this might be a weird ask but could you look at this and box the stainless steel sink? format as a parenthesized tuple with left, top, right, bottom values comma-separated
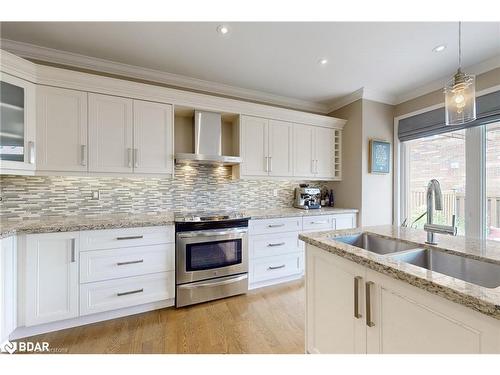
(390, 249, 500, 289)
(332, 233, 420, 255)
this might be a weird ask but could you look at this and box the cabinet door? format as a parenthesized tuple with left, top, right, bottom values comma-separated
(365, 269, 500, 354)
(306, 245, 366, 353)
(293, 123, 315, 178)
(268, 119, 293, 177)
(133, 100, 173, 174)
(88, 93, 133, 173)
(240, 115, 268, 176)
(25, 232, 79, 326)
(0, 73, 36, 172)
(314, 127, 335, 178)
(0, 237, 17, 343)
(37, 86, 88, 172)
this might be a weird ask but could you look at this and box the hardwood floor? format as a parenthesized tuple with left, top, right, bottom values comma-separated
(25, 280, 305, 354)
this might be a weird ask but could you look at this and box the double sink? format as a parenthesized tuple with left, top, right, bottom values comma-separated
(333, 233, 500, 289)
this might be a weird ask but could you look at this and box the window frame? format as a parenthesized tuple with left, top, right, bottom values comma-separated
(394, 85, 500, 239)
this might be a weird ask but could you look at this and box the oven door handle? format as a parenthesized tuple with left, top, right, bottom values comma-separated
(178, 274, 248, 288)
(177, 228, 248, 238)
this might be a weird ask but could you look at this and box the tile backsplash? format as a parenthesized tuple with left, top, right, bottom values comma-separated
(0, 165, 329, 219)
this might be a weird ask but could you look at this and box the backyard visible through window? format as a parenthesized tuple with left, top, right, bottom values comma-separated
(407, 130, 466, 234)
(486, 122, 500, 241)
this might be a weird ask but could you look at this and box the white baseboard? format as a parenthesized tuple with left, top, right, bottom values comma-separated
(249, 273, 304, 290)
(10, 298, 174, 340)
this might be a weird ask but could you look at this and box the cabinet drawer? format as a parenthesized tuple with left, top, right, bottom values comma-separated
(80, 243, 175, 283)
(250, 252, 303, 283)
(302, 215, 335, 231)
(80, 226, 174, 251)
(250, 232, 300, 259)
(249, 217, 302, 235)
(80, 271, 174, 316)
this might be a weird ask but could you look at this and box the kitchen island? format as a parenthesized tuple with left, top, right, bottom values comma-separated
(300, 225, 500, 354)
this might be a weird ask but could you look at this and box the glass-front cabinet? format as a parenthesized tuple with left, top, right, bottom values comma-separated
(0, 72, 36, 173)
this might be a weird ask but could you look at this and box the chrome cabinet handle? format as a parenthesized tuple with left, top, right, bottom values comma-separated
(71, 239, 76, 263)
(268, 242, 286, 247)
(268, 264, 286, 270)
(354, 276, 362, 319)
(265, 156, 269, 172)
(268, 224, 285, 228)
(127, 148, 133, 168)
(269, 156, 272, 172)
(116, 235, 144, 241)
(315, 159, 318, 174)
(28, 141, 35, 164)
(310, 220, 328, 225)
(117, 288, 143, 297)
(365, 281, 375, 327)
(117, 259, 144, 266)
(311, 159, 315, 174)
(80, 145, 87, 166)
(134, 148, 138, 168)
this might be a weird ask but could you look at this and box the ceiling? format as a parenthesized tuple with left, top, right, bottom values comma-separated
(1, 22, 499, 112)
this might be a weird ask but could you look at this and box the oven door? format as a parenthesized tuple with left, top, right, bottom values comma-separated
(176, 227, 248, 284)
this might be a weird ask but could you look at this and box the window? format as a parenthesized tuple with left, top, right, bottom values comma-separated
(486, 122, 500, 241)
(406, 130, 466, 234)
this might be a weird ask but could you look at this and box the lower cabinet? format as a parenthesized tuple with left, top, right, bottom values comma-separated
(25, 232, 79, 326)
(0, 236, 17, 344)
(306, 244, 500, 354)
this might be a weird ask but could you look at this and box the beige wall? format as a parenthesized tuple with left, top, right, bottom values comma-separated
(394, 67, 500, 117)
(330, 99, 394, 226)
(361, 100, 394, 226)
(330, 100, 363, 217)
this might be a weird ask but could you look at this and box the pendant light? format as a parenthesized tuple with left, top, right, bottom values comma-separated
(444, 21, 476, 125)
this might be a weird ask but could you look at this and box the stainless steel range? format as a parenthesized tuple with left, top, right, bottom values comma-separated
(175, 212, 249, 307)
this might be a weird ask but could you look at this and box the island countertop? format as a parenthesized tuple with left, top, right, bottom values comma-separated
(299, 225, 500, 320)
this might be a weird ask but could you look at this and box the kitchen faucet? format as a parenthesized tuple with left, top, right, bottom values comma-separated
(424, 179, 457, 244)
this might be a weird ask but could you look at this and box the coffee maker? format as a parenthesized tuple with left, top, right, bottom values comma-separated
(293, 184, 321, 210)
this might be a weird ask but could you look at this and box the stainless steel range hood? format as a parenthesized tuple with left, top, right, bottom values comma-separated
(175, 110, 242, 166)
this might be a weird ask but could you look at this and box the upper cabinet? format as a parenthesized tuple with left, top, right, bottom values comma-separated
(0, 73, 36, 174)
(37, 86, 88, 172)
(240, 115, 341, 180)
(88, 93, 134, 173)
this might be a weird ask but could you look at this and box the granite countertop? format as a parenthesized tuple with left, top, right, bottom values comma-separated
(0, 206, 358, 239)
(0, 212, 176, 239)
(243, 207, 358, 220)
(299, 225, 500, 320)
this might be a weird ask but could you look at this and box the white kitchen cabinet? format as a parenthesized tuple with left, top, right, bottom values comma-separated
(306, 244, 500, 354)
(293, 124, 339, 179)
(88, 93, 133, 173)
(268, 119, 293, 177)
(240, 116, 293, 177)
(240, 115, 268, 176)
(306, 245, 366, 354)
(25, 232, 79, 326)
(292, 123, 315, 178)
(36, 86, 88, 172)
(364, 269, 500, 354)
(133, 100, 173, 174)
(0, 236, 17, 344)
(0, 73, 36, 174)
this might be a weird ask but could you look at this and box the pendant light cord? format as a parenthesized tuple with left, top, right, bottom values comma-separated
(458, 21, 462, 70)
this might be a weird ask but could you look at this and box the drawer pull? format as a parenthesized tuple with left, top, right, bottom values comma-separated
(268, 264, 286, 270)
(310, 221, 328, 225)
(268, 242, 286, 247)
(268, 224, 285, 228)
(117, 288, 144, 297)
(116, 235, 144, 241)
(117, 259, 144, 266)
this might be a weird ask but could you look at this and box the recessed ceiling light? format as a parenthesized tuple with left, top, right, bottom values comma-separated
(318, 58, 328, 65)
(217, 25, 229, 35)
(432, 44, 447, 53)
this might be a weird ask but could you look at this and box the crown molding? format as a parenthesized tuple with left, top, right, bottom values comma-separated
(395, 54, 500, 105)
(326, 87, 397, 113)
(0, 38, 330, 114)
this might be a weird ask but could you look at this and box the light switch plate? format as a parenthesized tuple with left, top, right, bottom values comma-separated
(273, 189, 278, 197)
(91, 191, 100, 200)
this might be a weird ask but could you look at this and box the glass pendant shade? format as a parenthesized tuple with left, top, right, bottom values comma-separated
(444, 72, 476, 126)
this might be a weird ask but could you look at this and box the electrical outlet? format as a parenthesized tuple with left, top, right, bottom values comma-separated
(91, 191, 100, 200)
(273, 189, 278, 197)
